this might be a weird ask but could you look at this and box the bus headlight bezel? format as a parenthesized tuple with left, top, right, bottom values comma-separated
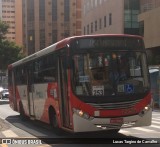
(73, 108, 93, 120)
(139, 104, 151, 117)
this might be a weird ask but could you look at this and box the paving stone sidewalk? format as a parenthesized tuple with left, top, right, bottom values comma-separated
(0, 118, 10, 132)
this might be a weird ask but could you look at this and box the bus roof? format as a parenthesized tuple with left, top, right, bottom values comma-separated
(9, 34, 143, 68)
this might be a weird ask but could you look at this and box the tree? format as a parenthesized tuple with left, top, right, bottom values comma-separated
(0, 20, 24, 71)
(0, 20, 9, 40)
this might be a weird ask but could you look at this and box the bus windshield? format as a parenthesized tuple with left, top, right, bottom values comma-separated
(72, 51, 149, 96)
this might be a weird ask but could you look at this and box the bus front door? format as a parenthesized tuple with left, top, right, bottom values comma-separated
(58, 55, 70, 128)
(27, 65, 35, 118)
(12, 71, 17, 111)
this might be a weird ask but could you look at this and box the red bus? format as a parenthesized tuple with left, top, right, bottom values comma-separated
(8, 34, 152, 133)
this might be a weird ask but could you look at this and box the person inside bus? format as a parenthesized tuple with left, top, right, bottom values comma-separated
(119, 67, 127, 81)
(110, 67, 127, 83)
(109, 68, 119, 84)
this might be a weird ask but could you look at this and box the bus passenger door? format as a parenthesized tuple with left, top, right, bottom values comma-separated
(27, 64, 35, 117)
(58, 54, 70, 128)
(11, 70, 17, 111)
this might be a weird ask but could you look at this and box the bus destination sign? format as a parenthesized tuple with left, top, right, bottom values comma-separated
(75, 37, 143, 50)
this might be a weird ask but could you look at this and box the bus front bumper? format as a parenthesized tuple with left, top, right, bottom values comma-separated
(73, 108, 152, 132)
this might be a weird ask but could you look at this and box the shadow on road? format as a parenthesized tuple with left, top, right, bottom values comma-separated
(5, 115, 160, 146)
(5, 114, 126, 137)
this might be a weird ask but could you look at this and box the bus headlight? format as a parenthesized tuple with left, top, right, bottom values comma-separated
(73, 108, 93, 120)
(139, 105, 151, 117)
(78, 110, 84, 117)
(144, 106, 149, 111)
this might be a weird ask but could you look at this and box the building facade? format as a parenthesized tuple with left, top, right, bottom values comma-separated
(139, 0, 160, 64)
(0, 0, 23, 46)
(22, 0, 82, 55)
(0, 0, 2, 19)
(82, 0, 140, 35)
(140, 0, 160, 13)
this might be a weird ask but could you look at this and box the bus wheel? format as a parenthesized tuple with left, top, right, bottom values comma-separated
(19, 102, 27, 121)
(49, 109, 62, 135)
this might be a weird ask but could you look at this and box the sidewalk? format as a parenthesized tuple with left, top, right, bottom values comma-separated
(0, 117, 10, 132)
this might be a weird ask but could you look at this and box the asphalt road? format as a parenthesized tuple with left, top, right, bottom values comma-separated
(0, 100, 160, 147)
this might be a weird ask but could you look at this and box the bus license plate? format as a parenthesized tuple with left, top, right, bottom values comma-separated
(110, 118, 123, 124)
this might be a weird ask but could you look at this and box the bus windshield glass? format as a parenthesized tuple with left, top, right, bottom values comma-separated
(72, 51, 149, 96)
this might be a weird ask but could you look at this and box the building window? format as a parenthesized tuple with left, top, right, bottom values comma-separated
(40, 29, 45, 50)
(39, 0, 45, 21)
(91, 22, 93, 33)
(99, 18, 102, 29)
(139, 21, 144, 36)
(64, 0, 70, 21)
(95, 20, 97, 31)
(52, 30, 57, 43)
(64, 30, 70, 38)
(109, 13, 112, 25)
(27, 0, 34, 21)
(84, 26, 86, 35)
(104, 16, 107, 28)
(124, 0, 139, 10)
(124, 0, 140, 35)
(52, 0, 57, 21)
(28, 30, 35, 55)
(87, 24, 89, 34)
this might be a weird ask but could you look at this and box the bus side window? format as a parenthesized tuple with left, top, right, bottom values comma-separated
(15, 66, 27, 85)
(44, 54, 57, 82)
(33, 54, 57, 84)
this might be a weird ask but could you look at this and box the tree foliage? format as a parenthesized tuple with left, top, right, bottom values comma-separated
(0, 20, 24, 70)
(0, 20, 9, 40)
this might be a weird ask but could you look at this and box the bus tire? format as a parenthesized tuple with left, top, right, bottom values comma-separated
(19, 102, 28, 121)
(49, 108, 62, 135)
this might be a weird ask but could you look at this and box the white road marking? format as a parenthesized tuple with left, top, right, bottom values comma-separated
(152, 120, 160, 124)
(150, 125, 160, 129)
(119, 130, 130, 134)
(2, 130, 18, 137)
(131, 127, 154, 132)
(152, 118, 160, 121)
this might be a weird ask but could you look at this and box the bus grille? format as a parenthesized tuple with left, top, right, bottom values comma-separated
(87, 99, 141, 110)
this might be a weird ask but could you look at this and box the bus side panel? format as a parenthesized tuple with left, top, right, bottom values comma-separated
(33, 83, 48, 120)
(17, 85, 30, 116)
(8, 70, 18, 112)
(8, 85, 15, 111)
(40, 97, 59, 124)
(39, 83, 61, 125)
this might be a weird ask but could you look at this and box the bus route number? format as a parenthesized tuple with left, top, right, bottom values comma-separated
(92, 86, 104, 96)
